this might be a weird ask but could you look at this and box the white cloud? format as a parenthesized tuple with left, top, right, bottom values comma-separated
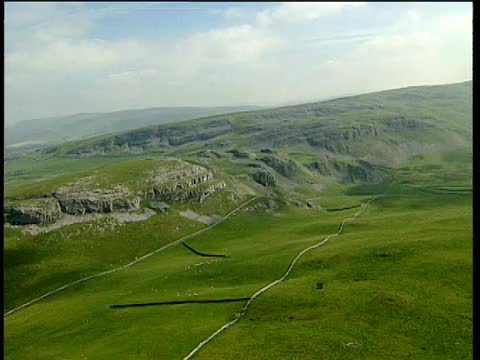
(256, 2, 366, 26)
(4, 2, 472, 124)
(5, 2, 85, 26)
(322, 11, 472, 93)
(180, 24, 286, 67)
(222, 7, 250, 20)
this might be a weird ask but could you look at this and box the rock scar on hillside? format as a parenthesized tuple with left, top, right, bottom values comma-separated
(180, 209, 222, 225)
(22, 208, 156, 236)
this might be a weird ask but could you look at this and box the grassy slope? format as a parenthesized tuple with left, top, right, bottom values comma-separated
(4, 149, 472, 359)
(191, 149, 472, 359)
(4, 153, 151, 195)
(196, 192, 471, 360)
(4, 82, 472, 359)
(4, 212, 204, 312)
(4, 154, 255, 312)
(5, 201, 356, 359)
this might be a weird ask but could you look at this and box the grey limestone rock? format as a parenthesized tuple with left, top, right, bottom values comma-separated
(252, 170, 275, 186)
(5, 161, 228, 225)
(4, 198, 62, 225)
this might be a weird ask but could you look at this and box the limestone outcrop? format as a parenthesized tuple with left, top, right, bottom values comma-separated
(4, 160, 228, 225)
(252, 170, 275, 186)
(4, 198, 62, 225)
(154, 181, 226, 202)
(53, 186, 140, 215)
(260, 156, 297, 177)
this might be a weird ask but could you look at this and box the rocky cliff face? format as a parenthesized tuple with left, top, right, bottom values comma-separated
(305, 124, 380, 151)
(252, 170, 276, 186)
(383, 116, 432, 130)
(53, 185, 140, 215)
(342, 125, 380, 140)
(155, 181, 226, 202)
(260, 156, 297, 178)
(141, 163, 221, 201)
(63, 119, 233, 155)
(4, 198, 62, 225)
(306, 158, 386, 184)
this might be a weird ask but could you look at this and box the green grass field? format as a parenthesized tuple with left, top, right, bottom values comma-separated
(4, 153, 152, 193)
(3, 76, 472, 360)
(5, 200, 354, 358)
(194, 191, 472, 360)
(4, 147, 472, 359)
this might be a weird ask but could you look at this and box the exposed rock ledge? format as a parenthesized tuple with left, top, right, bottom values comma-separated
(179, 209, 222, 225)
(4, 198, 62, 225)
(53, 185, 140, 215)
(5, 161, 227, 226)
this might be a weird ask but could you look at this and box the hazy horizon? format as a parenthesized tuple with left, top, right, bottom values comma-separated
(5, 2, 472, 125)
(6, 79, 472, 128)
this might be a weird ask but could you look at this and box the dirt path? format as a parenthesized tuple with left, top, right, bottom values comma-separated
(4, 197, 257, 318)
(183, 195, 382, 360)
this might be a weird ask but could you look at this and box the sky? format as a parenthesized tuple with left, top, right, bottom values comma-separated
(4, 2, 473, 125)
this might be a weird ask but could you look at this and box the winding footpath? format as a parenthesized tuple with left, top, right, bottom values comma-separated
(183, 195, 383, 360)
(4, 197, 257, 318)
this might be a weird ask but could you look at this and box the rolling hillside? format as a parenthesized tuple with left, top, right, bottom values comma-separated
(4, 80, 472, 360)
(5, 105, 263, 155)
(39, 81, 471, 165)
(8, 80, 468, 192)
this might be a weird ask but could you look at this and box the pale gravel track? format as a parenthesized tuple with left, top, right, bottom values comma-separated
(183, 195, 382, 360)
(4, 197, 257, 318)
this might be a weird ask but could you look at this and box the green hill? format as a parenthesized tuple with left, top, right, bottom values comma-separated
(4, 81, 472, 360)
(38, 81, 471, 169)
(5, 105, 263, 155)
(11, 80, 468, 191)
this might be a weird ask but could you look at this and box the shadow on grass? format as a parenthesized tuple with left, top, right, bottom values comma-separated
(4, 247, 39, 269)
(110, 297, 250, 308)
(181, 242, 228, 258)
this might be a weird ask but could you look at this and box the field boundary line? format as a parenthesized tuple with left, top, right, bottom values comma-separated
(4, 197, 257, 318)
(183, 195, 382, 360)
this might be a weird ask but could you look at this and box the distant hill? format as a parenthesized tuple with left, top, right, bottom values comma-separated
(5, 105, 264, 154)
(42, 81, 472, 167)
